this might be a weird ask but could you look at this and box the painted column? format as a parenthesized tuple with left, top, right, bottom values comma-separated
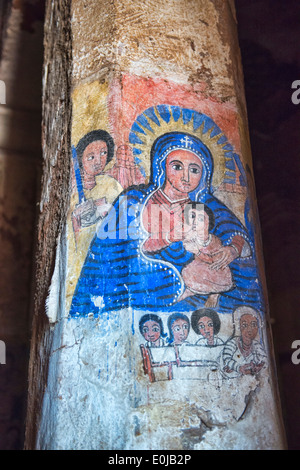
(25, 0, 286, 450)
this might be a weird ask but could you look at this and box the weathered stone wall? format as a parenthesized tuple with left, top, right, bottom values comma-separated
(25, 0, 286, 450)
(24, 0, 72, 450)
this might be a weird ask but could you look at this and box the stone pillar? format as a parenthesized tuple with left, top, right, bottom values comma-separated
(25, 0, 286, 450)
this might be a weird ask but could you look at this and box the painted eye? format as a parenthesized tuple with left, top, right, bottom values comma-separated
(87, 155, 95, 161)
(190, 166, 201, 174)
(172, 164, 182, 171)
(100, 150, 107, 156)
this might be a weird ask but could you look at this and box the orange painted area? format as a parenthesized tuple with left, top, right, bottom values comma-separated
(108, 74, 241, 154)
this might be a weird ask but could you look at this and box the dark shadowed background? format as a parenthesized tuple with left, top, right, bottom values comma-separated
(236, 0, 300, 450)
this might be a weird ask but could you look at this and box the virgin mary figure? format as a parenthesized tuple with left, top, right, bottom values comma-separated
(69, 131, 263, 317)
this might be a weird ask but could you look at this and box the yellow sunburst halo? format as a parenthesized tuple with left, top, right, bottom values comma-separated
(129, 105, 234, 190)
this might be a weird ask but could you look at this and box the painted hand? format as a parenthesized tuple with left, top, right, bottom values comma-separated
(250, 361, 265, 374)
(210, 245, 238, 270)
(239, 364, 253, 375)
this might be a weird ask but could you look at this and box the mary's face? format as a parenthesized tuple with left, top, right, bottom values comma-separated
(165, 150, 202, 195)
(82, 140, 108, 176)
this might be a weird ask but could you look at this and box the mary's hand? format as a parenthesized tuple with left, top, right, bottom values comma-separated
(210, 245, 239, 270)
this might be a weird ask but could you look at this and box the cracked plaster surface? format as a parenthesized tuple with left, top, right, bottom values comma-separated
(37, 307, 284, 450)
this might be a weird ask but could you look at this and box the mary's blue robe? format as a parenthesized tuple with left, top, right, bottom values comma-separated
(69, 132, 264, 317)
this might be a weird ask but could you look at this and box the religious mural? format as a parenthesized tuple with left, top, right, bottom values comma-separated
(66, 82, 268, 386)
(139, 306, 266, 383)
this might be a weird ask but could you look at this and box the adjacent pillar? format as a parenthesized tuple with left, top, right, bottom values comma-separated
(0, 0, 44, 449)
(25, 0, 286, 450)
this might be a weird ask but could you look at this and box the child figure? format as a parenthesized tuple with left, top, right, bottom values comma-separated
(180, 203, 234, 307)
(167, 313, 191, 346)
(139, 314, 167, 347)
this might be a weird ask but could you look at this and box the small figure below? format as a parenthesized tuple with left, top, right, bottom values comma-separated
(191, 308, 224, 347)
(223, 306, 266, 377)
(139, 314, 167, 348)
(180, 202, 235, 308)
(167, 313, 190, 346)
(109, 144, 145, 189)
